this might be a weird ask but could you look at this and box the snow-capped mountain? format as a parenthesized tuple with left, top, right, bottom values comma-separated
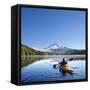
(44, 43, 71, 54)
(45, 43, 60, 50)
(32, 43, 85, 55)
(21, 43, 85, 55)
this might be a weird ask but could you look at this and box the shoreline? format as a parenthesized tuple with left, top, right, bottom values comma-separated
(21, 55, 86, 67)
(21, 55, 85, 59)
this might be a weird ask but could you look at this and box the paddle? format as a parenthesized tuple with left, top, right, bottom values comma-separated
(53, 58, 79, 70)
(69, 58, 73, 61)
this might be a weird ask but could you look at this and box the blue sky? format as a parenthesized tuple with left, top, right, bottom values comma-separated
(21, 7, 85, 49)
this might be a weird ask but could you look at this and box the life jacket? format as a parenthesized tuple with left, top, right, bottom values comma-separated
(60, 63, 67, 67)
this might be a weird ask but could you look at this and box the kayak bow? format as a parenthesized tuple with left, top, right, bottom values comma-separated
(59, 65, 73, 73)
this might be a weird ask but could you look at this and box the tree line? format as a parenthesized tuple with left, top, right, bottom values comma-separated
(21, 44, 48, 56)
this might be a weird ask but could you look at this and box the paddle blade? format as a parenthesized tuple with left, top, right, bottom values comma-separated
(69, 58, 73, 61)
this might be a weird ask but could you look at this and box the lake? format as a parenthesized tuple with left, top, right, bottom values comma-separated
(21, 56, 86, 83)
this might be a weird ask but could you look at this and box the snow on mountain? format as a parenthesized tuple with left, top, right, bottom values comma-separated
(44, 43, 71, 54)
(45, 43, 60, 50)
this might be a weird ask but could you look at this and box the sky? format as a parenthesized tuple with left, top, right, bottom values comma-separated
(21, 7, 86, 49)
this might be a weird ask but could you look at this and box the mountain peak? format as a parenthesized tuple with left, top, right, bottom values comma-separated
(45, 43, 60, 50)
(44, 43, 71, 54)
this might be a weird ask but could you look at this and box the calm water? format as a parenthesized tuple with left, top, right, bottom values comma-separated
(21, 57, 86, 83)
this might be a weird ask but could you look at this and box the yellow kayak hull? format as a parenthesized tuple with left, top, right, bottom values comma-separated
(60, 65, 73, 73)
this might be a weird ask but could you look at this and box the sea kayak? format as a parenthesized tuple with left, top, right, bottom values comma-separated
(59, 65, 73, 73)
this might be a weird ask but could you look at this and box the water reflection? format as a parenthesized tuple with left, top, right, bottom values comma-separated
(21, 56, 86, 83)
(21, 56, 47, 67)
